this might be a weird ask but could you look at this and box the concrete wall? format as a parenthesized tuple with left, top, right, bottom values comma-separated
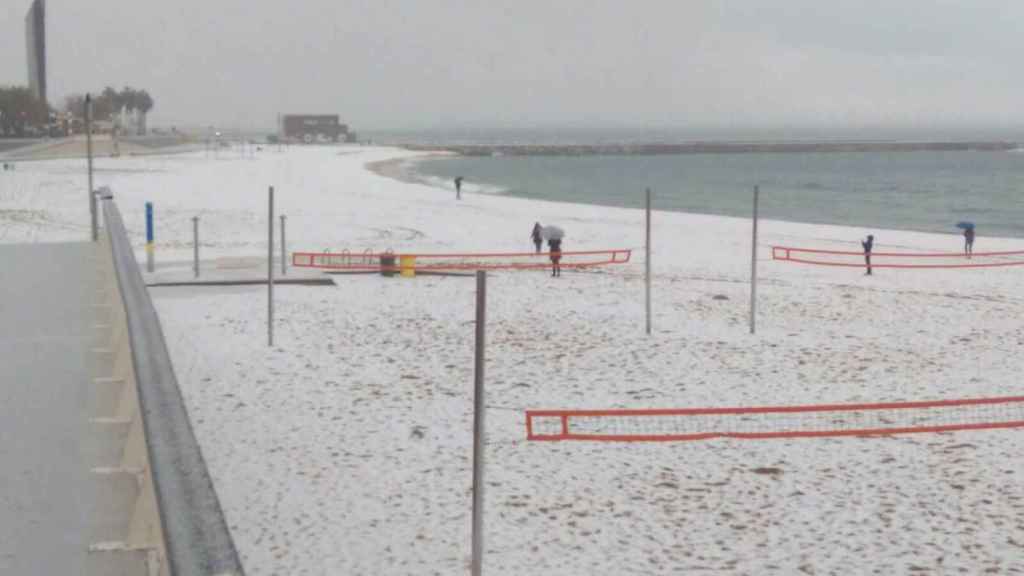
(88, 234, 170, 575)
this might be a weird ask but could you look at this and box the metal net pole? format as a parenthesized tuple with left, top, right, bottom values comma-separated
(280, 215, 287, 276)
(268, 187, 275, 346)
(750, 185, 760, 334)
(471, 270, 487, 576)
(645, 187, 652, 335)
(86, 94, 97, 241)
(193, 216, 199, 278)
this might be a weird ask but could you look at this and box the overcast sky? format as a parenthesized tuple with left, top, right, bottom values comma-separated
(1, 1, 1022, 133)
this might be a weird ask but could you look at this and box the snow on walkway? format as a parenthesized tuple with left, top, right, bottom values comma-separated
(4, 145, 1024, 574)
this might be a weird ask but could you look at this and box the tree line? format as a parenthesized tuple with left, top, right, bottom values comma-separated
(0, 86, 50, 136)
(63, 86, 155, 124)
(0, 85, 155, 137)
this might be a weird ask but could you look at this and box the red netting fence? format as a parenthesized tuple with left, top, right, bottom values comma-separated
(771, 246, 1024, 269)
(292, 249, 632, 271)
(526, 396, 1024, 442)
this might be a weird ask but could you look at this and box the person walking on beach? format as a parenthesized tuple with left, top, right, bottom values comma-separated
(454, 176, 463, 200)
(549, 237, 563, 277)
(861, 234, 874, 275)
(531, 222, 543, 253)
(964, 226, 975, 258)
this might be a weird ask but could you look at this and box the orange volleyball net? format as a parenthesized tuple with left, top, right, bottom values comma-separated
(525, 395, 1024, 442)
(292, 249, 632, 271)
(771, 246, 1024, 269)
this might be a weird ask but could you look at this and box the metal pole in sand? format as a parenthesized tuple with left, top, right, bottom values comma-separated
(645, 187, 652, 336)
(471, 270, 487, 576)
(280, 214, 287, 276)
(268, 186, 275, 346)
(750, 185, 759, 335)
(86, 94, 97, 241)
(193, 216, 199, 278)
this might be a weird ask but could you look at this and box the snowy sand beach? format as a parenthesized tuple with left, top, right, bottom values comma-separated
(3, 146, 1024, 574)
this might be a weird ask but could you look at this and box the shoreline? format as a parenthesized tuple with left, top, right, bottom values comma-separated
(363, 150, 512, 196)
(362, 146, 1024, 243)
(363, 153, 439, 188)
(398, 140, 1019, 157)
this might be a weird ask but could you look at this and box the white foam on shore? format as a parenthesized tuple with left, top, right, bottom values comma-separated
(366, 152, 512, 196)
(4, 145, 1024, 575)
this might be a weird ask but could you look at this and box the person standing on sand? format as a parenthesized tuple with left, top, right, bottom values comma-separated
(455, 176, 463, 200)
(549, 237, 563, 277)
(531, 222, 543, 253)
(862, 234, 874, 275)
(964, 226, 975, 258)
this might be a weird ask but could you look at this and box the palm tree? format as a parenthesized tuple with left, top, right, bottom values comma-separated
(120, 87, 138, 133)
(136, 90, 154, 135)
(100, 86, 120, 121)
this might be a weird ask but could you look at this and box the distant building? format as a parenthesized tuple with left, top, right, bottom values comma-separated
(280, 114, 350, 143)
(25, 0, 46, 103)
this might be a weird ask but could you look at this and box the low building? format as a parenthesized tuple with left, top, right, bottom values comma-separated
(280, 114, 350, 143)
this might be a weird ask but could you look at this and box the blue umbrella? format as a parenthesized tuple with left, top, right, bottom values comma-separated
(956, 221, 975, 230)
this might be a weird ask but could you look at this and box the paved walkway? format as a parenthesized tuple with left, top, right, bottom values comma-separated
(0, 241, 101, 574)
(0, 139, 40, 155)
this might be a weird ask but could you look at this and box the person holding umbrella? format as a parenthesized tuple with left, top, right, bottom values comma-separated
(542, 225, 565, 277)
(957, 221, 975, 258)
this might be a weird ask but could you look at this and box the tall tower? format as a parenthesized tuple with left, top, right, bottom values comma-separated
(25, 0, 47, 103)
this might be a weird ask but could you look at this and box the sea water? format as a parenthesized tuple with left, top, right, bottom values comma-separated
(400, 149, 1024, 239)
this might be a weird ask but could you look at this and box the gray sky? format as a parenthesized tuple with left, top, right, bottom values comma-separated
(2, 0, 1023, 132)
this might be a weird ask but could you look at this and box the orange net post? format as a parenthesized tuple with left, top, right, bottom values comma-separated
(771, 245, 1024, 269)
(292, 249, 632, 272)
(526, 396, 1024, 442)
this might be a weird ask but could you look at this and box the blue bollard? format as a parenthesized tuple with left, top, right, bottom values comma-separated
(145, 202, 154, 272)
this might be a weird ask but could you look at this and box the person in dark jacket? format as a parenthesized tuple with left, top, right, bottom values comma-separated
(454, 176, 463, 200)
(549, 237, 563, 277)
(531, 222, 543, 253)
(861, 234, 874, 275)
(964, 227, 975, 258)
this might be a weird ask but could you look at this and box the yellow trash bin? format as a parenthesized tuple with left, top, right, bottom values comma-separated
(399, 255, 416, 278)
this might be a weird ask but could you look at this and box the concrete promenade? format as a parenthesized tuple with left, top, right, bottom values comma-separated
(0, 241, 102, 573)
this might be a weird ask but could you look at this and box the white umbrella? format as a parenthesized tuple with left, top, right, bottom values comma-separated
(541, 225, 564, 240)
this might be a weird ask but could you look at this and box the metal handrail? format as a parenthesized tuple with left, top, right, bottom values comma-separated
(101, 198, 244, 576)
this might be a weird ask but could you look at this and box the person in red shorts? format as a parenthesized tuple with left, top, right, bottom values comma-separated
(548, 237, 563, 277)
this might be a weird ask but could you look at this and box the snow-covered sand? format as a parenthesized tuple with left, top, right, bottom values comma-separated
(3, 146, 1024, 574)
